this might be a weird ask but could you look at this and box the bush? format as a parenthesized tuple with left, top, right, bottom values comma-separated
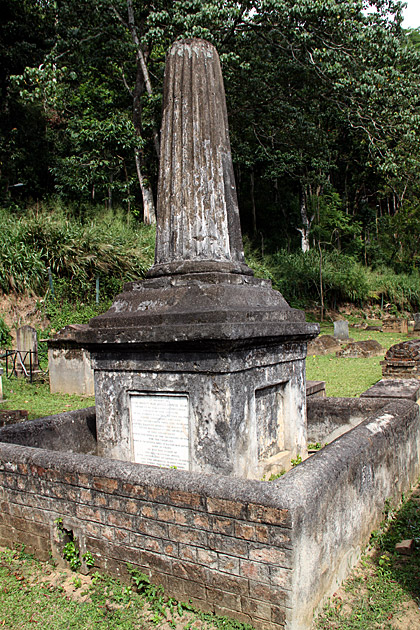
(0, 204, 156, 299)
(0, 316, 11, 348)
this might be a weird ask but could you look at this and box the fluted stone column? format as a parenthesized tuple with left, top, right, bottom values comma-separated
(150, 39, 250, 277)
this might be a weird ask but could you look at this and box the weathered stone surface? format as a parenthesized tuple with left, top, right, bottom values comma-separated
(413, 314, 420, 332)
(361, 378, 420, 402)
(336, 339, 383, 358)
(77, 38, 318, 479)
(16, 325, 38, 368)
(307, 335, 341, 356)
(382, 318, 409, 334)
(152, 39, 247, 278)
(0, 409, 28, 427)
(48, 325, 94, 395)
(333, 320, 349, 340)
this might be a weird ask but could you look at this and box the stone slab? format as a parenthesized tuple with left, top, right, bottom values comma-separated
(306, 381, 326, 398)
(360, 379, 420, 402)
(130, 393, 189, 470)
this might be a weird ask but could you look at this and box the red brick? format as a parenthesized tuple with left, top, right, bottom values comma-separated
(172, 559, 208, 583)
(114, 527, 131, 544)
(241, 597, 272, 620)
(207, 498, 247, 519)
(168, 524, 208, 546)
(163, 541, 178, 557)
(107, 511, 135, 530)
(269, 526, 292, 547)
(17, 463, 28, 475)
(208, 533, 248, 557)
(148, 486, 169, 502)
(193, 512, 211, 530)
(235, 522, 270, 543)
(169, 490, 203, 509)
(257, 621, 285, 630)
(240, 559, 270, 583)
(141, 504, 156, 519)
(80, 489, 92, 503)
(156, 505, 175, 522)
(77, 473, 91, 486)
(141, 550, 173, 574)
(136, 517, 168, 539)
(249, 545, 291, 567)
(197, 548, 219, 568)
(166, 575, 206, 600)
(93, 477, 119, 493)
(178, 543, 197, 562)
(269, 566, 292, 589)
(120, 482, 147, 498)
(271, 606, 286, 625)
(247, 504, 291, 526)
(90, 491, 108, 508)
(249, 580, 289, 605)
(187, 597, 214, 614)
(85, 521, 114, 541)
(206, 586, 241, 610)
(210, 571, 249, 596)
(218, 553, 240, 575)
(76, 504, 106, 523)
(212, 517, 234, 535)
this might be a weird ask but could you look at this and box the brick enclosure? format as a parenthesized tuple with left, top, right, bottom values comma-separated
(0, 445, 291, 629)
(0, 395, 419, 630)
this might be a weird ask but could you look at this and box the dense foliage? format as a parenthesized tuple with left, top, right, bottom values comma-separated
(1, 0, 420, 297)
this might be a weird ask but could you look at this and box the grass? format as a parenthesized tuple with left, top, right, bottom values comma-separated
(306, 323, 413, 397)
(0, 376, 94, 420)
(0, 546, 251, 630)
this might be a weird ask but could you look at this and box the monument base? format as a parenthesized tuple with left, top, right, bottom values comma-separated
(91, 337, 309, 479)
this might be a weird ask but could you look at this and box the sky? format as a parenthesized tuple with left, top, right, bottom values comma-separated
(402, 0, 420, 29)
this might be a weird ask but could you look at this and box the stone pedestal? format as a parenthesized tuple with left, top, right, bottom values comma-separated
(79, 39, 318, 479)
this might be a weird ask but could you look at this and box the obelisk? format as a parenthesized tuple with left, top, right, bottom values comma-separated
(82, 39, 319, 479)
(151, 39, 249, 277)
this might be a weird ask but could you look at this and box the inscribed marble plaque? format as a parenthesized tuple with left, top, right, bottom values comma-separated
(130, 393, 189, 470)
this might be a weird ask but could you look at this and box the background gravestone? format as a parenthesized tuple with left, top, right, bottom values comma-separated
(334, 320, 349, 340)
(16, 325, 38, 369)
(413, 313, 420, 332)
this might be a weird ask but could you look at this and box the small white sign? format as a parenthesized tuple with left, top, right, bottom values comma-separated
(130, 393, 190, 470)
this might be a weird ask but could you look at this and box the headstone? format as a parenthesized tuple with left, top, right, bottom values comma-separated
(16, 325, 38, 369)
(79, 39, 319, 479)
(48, 325, 94, 396)
(413, 313, 420, 332)
(0, 367, 3, 402)
(334, 320, 349, 340)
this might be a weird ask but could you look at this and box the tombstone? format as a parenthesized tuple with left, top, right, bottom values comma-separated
(413, 313, 420, 332)
(382, 318, 408, 334)
(334, 320, 349, 340)
(78, 39, 319, 479)
(16, 325, 39, 370)
(48, 325, 94, 396)
(0, 367, 3, 402)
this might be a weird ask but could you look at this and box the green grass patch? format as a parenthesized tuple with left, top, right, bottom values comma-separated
(0, 376, 94, 420)
(0, 546, 253, 630)
(306, 324, 412, 397)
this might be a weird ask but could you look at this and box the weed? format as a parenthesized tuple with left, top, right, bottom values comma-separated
(291, 454, 302, 467)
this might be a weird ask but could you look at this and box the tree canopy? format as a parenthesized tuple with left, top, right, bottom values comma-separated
(2, 0, 420, 272)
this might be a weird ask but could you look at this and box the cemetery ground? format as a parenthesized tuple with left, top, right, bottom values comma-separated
(0, 319, 419, 629)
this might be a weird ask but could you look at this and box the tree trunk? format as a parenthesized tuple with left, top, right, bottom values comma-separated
(250, 170, 257, 235)
(297, 185, 312, 252)
(134, 149, 156, 224)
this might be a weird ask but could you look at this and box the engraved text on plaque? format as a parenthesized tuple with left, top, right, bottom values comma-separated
(130, 392, 189, 470)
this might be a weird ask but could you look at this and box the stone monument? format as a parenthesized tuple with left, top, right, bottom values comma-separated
(334, 320, 349, 340)
(79, 39, 319, 479)
(16, 325, 39, 371)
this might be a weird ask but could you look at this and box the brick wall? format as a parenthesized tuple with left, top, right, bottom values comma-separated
(0, 445, 292, 630)
(0, 397, 419, 630)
